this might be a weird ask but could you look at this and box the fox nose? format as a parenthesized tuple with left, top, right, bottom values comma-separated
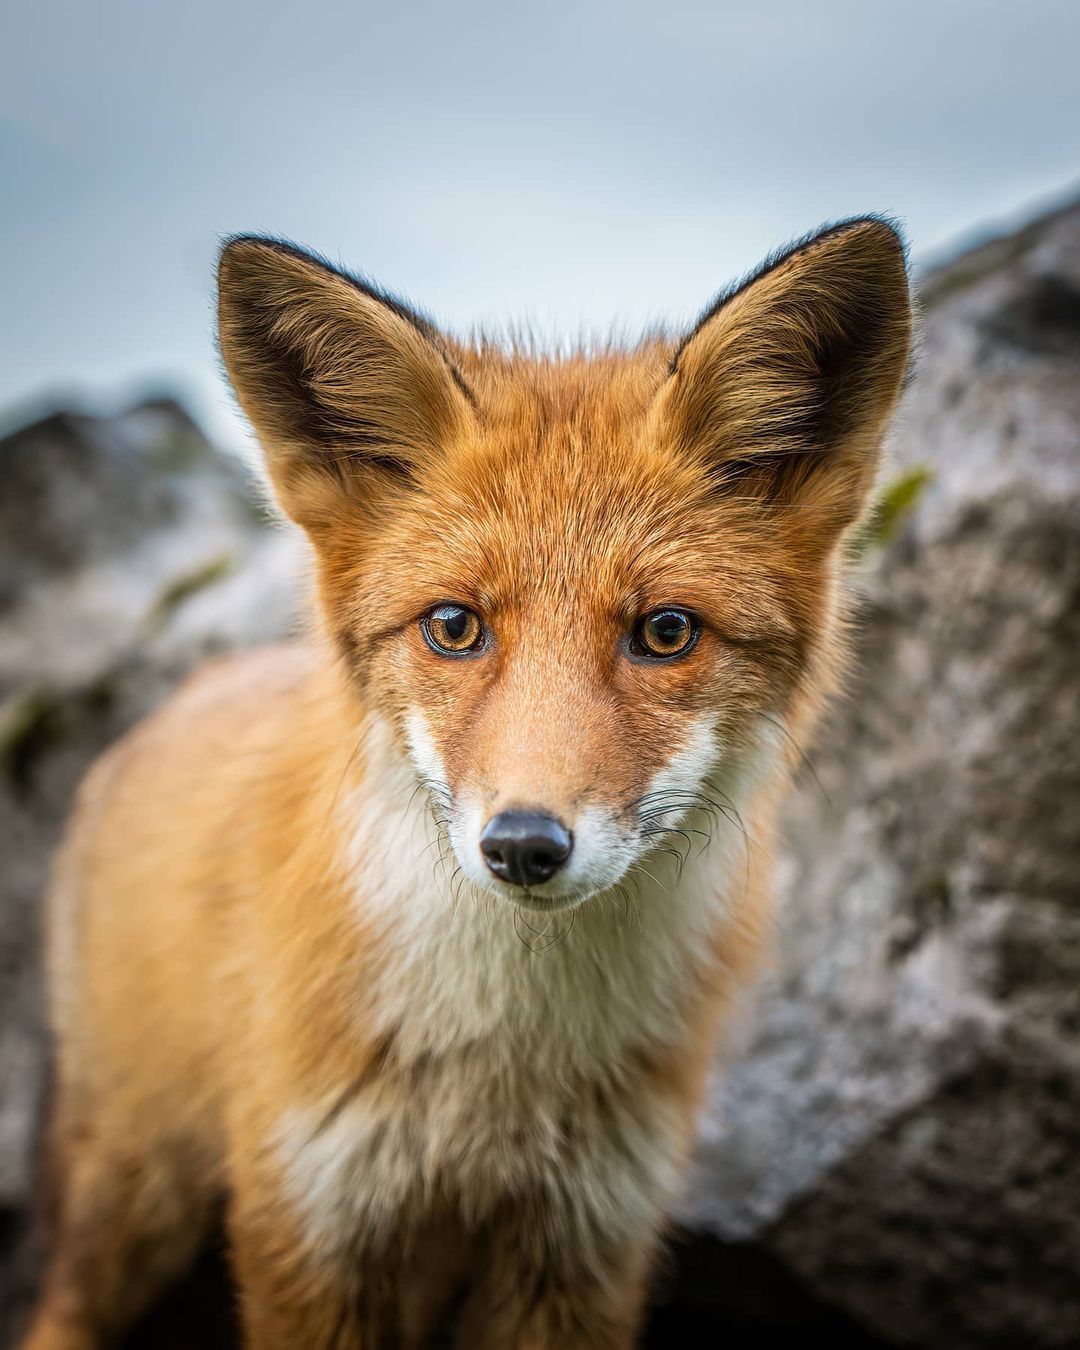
(479, 811, 573, 888)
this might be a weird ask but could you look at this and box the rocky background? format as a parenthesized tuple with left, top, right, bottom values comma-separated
(2, 198, 1078, 1346)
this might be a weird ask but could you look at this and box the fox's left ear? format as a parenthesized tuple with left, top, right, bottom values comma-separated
(217, 237, 475, 535)
(656, 218, 912, 551)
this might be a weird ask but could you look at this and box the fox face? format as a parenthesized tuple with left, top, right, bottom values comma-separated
(218, 223, 911, 910)
(347, 400, 788, 910)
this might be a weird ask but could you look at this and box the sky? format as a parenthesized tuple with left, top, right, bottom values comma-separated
(3, 0, 1079, 450)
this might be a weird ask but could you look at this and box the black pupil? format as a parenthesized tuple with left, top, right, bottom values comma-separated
(443, 608, 470, 642)
(651, 613, 687, 648)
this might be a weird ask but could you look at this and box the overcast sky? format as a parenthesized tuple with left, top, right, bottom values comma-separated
(3, 0, 1078, 448)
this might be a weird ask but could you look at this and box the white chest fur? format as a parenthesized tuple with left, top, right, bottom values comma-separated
(276, 717, 771, 1258)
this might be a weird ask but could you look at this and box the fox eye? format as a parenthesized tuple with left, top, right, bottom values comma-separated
(632, 609, 698, 660)
(422, 603, 485, 656)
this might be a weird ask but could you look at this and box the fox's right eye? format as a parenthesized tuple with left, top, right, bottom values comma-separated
(422, 603, 485, 656)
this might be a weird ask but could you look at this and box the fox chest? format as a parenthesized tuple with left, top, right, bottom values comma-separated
(278, 826, 724, 1256)
(276, 1044, 683, 1259)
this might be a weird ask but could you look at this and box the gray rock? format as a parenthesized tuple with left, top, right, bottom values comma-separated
(677, 198, 1080, 1347)
(0, 399, 300, 1212)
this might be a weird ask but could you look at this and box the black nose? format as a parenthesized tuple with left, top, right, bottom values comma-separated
(479, 811, 573, 888)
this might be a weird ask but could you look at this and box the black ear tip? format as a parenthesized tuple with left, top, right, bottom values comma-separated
(219, 233, 307, 258)
(218, 236, 278, 292)
(217, 235, 335, 290)
(822, 215, 910, 275)
(672, 214, 910, 372)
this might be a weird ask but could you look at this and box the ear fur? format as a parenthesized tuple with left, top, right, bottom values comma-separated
(657, 217, 913, 546)
(217, 237, 475, 532)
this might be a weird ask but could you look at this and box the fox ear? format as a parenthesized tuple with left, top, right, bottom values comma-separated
(657, 218, 912, 549)
(217, 237, 475, 532)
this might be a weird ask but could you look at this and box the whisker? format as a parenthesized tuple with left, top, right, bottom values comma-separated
(321, 728, 369, 841)
(610, 883, 630, 925)
(760, 711, 832, 809)
(511, 900, 578, 953)
(629, 860, 668, 894)
(515, 909, 554, 940)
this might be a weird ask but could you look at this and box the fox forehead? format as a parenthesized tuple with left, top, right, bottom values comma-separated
(386, 349, 696, 558)
(346, 358, 798, 644)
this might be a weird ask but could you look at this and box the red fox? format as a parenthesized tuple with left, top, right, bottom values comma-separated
(23, 219, 911, 1349)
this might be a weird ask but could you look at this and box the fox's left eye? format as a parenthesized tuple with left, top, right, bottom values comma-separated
(631, 609, 698, 659)
(422, 603, 485, 655)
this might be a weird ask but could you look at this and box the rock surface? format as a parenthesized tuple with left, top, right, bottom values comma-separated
(678, 196, 1080, 1347)
(2, 198, 1079, 1345)
(0, 400, 299, 1210)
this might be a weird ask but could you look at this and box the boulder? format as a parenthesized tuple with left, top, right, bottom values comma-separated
(0, 399, 299, 1214)
(675, 197, 1080, 1347)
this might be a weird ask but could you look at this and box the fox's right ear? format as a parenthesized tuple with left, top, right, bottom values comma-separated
(217, 237, 475, 533)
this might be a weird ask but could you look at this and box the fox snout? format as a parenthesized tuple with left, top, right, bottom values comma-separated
(479, 810, 574, 887)
(404, 701, 721, 912)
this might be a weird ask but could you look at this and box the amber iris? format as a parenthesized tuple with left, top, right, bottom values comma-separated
(422, 603, 484, 655)
(634, 609, 697, 658)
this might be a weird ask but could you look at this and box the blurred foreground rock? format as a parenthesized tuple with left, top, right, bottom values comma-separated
(2, 198, 1079, 1346)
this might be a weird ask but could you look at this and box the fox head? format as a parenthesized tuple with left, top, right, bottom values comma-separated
(218, 221, 911, 911)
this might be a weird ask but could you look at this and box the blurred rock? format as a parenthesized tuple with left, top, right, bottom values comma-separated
(677, 196, 1080, 1347)
(0, 398, 300, 1218)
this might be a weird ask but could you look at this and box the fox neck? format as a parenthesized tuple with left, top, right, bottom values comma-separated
(332, 710, 775, 1077)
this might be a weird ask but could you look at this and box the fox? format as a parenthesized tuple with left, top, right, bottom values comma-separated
(21, 217, 911, 1349)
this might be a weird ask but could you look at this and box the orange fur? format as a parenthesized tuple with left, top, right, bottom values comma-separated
(23, 219, 911, 1349)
